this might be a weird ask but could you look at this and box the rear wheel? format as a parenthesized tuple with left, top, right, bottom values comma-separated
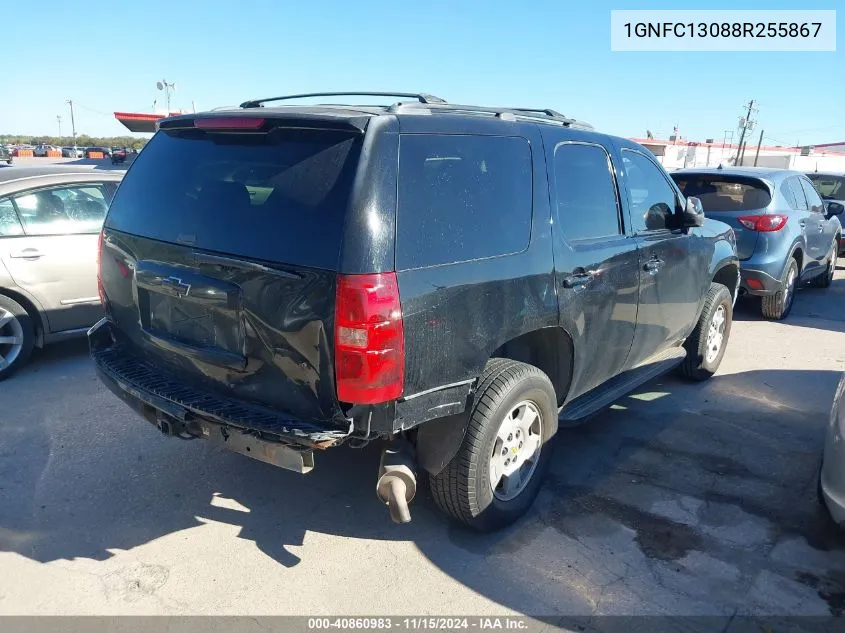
(429, 358, 557, 532)
(762, 258, 798, 320)
(810, 243, 837, 289)
(679, 282, 732, 381)
(0, 295, 35, 380)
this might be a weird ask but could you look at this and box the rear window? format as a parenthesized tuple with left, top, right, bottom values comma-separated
(808, 174, 845, 200)
(671, 175, 771, 211)
(105, 127, 362, 270)
(396, 134, 532, 270)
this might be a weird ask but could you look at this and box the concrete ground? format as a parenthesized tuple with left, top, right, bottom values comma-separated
(1, 231, 844, 617)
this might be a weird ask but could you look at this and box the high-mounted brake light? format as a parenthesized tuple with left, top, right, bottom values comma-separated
(193, 117, 266, 130)
(334, 273, 404, 404)
(737, 214, 788, 232)
(96, 230, 106, 306)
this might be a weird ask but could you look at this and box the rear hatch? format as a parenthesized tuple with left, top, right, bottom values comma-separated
(672, 173, 773, 260)
(100, 115, 365, 427)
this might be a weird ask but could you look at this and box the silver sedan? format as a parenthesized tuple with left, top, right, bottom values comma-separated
(821, 372, 845, 525)
(0, 167, 123, 379)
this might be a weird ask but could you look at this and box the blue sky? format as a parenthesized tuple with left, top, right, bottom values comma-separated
(3, 0, 842, 144)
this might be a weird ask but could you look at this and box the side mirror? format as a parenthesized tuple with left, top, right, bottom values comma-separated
(680, 196, 705, 228)
(825, 201, 844, 217)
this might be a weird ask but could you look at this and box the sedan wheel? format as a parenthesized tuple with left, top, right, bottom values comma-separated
(0, 297, 35, 380)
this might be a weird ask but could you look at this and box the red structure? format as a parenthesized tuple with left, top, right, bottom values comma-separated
(114, 111, 180, 133)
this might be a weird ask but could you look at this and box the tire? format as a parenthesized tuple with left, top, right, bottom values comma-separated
(679, 282, 733, 381)
(0, 294, 35, 380)
(762, 258, 798, 320)
(429, 358, 557, 532)
(810, 243, 837, 289)
(6, 159, 11, 165)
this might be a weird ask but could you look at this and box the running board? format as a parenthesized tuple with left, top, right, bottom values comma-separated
(559, 347, 686, 423)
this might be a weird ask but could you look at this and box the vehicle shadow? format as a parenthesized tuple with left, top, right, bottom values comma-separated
(2, 359, 844, 615)
(733, 276, 845, 333)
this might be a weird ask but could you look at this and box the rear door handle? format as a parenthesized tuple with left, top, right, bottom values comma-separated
(562, 270, 596, 289)
(9, 249, 45, 259)
(644, 257, 665, 274)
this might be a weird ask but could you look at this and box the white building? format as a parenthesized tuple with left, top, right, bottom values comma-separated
(633, 137, 845, 173)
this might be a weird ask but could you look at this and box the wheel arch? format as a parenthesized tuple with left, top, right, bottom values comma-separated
(415, 326, 574, 477)
(490, 326, 574, 408)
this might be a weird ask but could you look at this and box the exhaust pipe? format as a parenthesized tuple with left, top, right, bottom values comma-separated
(376, 442, 417, 524)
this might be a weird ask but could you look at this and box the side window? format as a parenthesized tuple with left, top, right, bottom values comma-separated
(396, 134, 532, 269)
(0, 198, 24, 236)
(788, 177, 808, 211)
(622, 150, 679, 233)
(553, 143, 621, 240)
(780, 180, 797, 208)
(800, 178, 824, 213)
(13, 184, 109, 236)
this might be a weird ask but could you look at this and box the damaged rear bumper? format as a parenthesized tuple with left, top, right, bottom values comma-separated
(88, 318, 351, 473)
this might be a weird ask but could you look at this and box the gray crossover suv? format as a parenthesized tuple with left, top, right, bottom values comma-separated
(673, 167, 842, 320)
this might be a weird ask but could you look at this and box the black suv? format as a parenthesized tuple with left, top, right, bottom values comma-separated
(90, 92, 739, 531)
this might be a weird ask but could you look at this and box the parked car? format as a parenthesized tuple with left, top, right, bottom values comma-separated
(807, 172, 845, 256)
(0, 166, 123, 379)
(33, 144, 59, 157)
(672, 167, 841, 320)
(89, 92, 738, 531)
(0, 145, 12, 165)
(821, 373, 845, 527)
(111, 148, 128, 164)
(85, 147, 111, 158)
(61, 146, 84, 158)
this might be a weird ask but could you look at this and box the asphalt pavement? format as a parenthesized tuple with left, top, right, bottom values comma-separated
(1, 198, 844, 617)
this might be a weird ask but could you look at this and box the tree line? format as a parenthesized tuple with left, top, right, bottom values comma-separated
(1, 134, 148, 150)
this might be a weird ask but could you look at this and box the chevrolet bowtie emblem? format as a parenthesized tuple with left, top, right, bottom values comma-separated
(162, 276, 191, 298)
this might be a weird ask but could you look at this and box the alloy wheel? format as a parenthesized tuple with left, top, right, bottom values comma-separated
(0, 307, 24, 371)
(489, 400, 543, 502)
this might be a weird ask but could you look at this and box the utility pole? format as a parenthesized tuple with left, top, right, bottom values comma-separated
(734, 99, 758, 165)
(57, 115, 62, 139)
(753, 129, 765, 166)
(66, 99, 77, 142)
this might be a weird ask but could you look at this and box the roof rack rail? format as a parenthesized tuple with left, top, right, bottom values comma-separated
(395, 102, 592, 129)
(509, 107, 568, 119)
(240, 92, 447, 109)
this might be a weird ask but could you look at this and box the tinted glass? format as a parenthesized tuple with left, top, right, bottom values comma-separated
(396, 134, 532, 269)
(780, 180, 797, 208)
(788, 177, 808, 210)
(672, 176, 771, 211)
(105, 128, 362, 270)
(800, 178, 824, 213)
(622, 150, 678, 232)
(0, 199, 24, 236)
(808, 174, 845, 200)
(13, 184, 110, 235)
(554, 143, 620, 240)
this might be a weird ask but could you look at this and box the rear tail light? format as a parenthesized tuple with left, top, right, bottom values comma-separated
(96, 230, 106, 306)
(737, 214, 788, 232)
(334, 273, 404, 404)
